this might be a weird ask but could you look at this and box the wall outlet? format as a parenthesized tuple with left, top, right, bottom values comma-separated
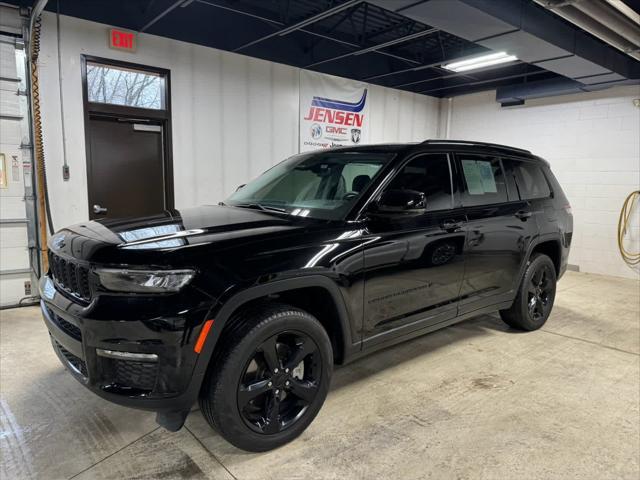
(62, 164, 70, 180)
(24, 280, 31, 296)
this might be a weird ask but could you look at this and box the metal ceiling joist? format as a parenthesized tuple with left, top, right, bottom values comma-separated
(16, 0, 637, 99)
(362, 49, 488, 82)
(197, 0, 422, 65)
(140, 0, 185, 32)
(305, 26, 438, 68)
(232, 0, 364, 52)
(535, 0, 640, 61)
(421, 68, 549, 94)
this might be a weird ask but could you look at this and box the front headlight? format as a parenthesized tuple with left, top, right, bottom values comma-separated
(96, 268, 195, 293)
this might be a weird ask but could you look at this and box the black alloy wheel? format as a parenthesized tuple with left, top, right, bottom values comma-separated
(527, 263, 553, 322)
(199, 303, 332, 452)
(500, 253, 557, 331)
(238, 331, 321, 434)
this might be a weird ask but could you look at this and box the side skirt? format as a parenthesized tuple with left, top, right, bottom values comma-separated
(344, 300, 513, 364)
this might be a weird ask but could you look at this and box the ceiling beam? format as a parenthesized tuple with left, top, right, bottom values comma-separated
(419, 69, 549, 95)
(232, 0, 364, 53)
(305, 27, 438, 68)
(362, 47, 491, 82)
(366, 18, 415, 41)
(197, 0, 420, 65)
(391, 60, 524, 89)
(305, 6, 360, 53)
(139, 0, 185, 32)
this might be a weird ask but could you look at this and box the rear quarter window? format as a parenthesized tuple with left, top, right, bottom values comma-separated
(505, 159, 551, 200)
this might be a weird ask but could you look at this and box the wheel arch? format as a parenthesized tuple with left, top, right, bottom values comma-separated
(510, 234, 563, 295)
(529, 236, 562, 276)
(190, 276, 356, 398)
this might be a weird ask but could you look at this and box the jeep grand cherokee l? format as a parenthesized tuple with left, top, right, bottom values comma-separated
(41, 140, 572, 451)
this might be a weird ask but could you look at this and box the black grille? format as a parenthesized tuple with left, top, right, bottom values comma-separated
(49, 252, 92, 302)
(47, 307, 82, 341)
(109, 359, 158, 391)
(54, 340, 88, 377)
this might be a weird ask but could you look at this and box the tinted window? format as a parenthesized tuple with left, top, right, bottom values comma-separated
(386, 154, 453, 211)
(506, 160, 551, 200)
(342, 162, 382, 194)
(226, 152, 393, 220)
(458, 154, 508, 206)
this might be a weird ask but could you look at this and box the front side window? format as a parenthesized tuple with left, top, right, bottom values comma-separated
(226, 151, 394, 220)
(504, 160, 551, 200)
(86, 62, 166, 110)
(385, 154, 453, 211)
(458, 154, 508, 206)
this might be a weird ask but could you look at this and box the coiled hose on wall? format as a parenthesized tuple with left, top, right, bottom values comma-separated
(30, 16, 55, 240)
(618, 190, 640, 268)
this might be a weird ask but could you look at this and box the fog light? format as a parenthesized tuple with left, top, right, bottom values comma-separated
(96, 348, 158, 362)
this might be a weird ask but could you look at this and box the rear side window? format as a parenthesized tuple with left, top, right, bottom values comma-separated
(386, 153, 453, 211)
(458, 154, 508, 206)
(505, 160, 551, 200)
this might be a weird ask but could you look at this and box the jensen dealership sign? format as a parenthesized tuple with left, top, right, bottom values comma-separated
(299, 70, 370, 152)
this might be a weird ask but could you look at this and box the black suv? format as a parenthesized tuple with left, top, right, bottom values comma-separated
(41, 140, 572, 451)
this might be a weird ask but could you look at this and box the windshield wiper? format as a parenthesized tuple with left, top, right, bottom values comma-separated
(233, 203, 288, 214)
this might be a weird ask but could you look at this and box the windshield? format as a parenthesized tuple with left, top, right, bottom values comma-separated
(226, 151, 394, 220)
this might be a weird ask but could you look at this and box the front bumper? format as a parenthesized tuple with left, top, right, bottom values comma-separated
(40, 275, 212, 417)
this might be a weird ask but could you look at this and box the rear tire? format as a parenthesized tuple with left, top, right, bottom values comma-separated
(500, 253, 557, 331)
(199, 303, 332, 452)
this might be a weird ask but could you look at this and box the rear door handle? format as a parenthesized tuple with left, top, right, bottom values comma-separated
(441, 219, 464, 231)
(515, 210, 532, 220)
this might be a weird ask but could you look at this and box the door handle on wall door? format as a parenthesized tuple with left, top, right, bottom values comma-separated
(93, 204, 107, 214)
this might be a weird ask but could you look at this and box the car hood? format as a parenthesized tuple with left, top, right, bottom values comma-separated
(51, 205, 315, 262)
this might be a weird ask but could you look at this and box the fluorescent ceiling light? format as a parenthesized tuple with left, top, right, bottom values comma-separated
(442, 52, 518, 72)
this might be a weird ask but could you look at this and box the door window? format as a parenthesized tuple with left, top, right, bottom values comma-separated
(458, 154, 508, 206)
(385, 154, 453, 212)
(86, 61, 167, 110)
(505, 160, 551, 200)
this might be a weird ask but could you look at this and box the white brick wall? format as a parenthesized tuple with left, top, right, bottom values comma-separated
(448, 86, 640, 279)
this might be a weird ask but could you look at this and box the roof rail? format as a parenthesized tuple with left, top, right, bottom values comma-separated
(420, 139, 532, 155)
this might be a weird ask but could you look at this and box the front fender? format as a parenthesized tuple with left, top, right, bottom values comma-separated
(187, 275, 357, 401)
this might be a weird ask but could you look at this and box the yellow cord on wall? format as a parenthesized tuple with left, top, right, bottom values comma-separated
(618, 190, 640, 267)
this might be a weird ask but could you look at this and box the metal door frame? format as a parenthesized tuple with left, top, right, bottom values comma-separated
(80, 55, 174, 219)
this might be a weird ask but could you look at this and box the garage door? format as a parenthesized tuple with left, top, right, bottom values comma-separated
(0, 35, 32, 307)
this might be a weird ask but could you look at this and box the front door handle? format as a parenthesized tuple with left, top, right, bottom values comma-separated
(93, 204, 107, 214)
(515, 210, 532, 220)
(441, 219, 464, 231)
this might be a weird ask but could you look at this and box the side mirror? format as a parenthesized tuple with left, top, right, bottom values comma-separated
(236, 184, 246, 191)
(374, 189, 426, 215)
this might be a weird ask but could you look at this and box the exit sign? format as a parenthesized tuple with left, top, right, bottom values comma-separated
(109, 28, 136, 52)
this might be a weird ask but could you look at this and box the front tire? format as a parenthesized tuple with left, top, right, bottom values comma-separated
(199, 303, 332, 452)
(500, 253, 557, 331)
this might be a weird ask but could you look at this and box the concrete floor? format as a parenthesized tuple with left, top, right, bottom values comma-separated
(1, 271, 638, 480)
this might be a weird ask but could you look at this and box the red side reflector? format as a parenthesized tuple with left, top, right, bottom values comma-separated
(194, 319, 214, 354)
